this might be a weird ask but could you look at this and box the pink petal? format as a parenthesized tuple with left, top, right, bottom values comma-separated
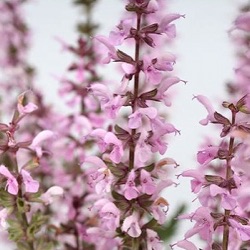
(0, 165, 14, 179)
(176, 240, 198, 250)
(21, 169, 39, 193)
(30, 130, 54, 149)
(0, 165, 18, 195)
(83, 156, 108, 170)
(193, 95, 215, 125)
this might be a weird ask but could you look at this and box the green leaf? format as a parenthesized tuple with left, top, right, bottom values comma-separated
(108, 164, 125, 178)
(7, 219, 24, 242)
(17, 242, 32, 250)
(0, 189, 15, 207)
(27, 210, 49, 240)
(144, 163, 155, 172)
(16, 197, 30, 213)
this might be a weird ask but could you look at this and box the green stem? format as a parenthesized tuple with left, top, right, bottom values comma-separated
(129, 13, 141, 171)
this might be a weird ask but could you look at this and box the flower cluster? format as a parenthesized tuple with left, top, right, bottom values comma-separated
(81, 0, 184, 249)
(172, 4, 250, 249)
(0, 93, 63, 250)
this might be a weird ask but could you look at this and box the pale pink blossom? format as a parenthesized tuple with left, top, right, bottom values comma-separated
(121, 212, 141, 238)
(193, 95, 216, 125)
(146, 229, 163, 250)
(0, 165, 18, 195)
(21, 169, 39, 193)
(140, 169, 156, 195)
(29, 130, 54, 157)
(124, 170, 140, 200)
(40, 186, 64, 205)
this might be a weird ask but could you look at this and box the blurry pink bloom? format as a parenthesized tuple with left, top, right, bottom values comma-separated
(40, 186, 64, 205)
(234, 12, 250, 32)
(30, 130, 54, 157)
(193, 95, 216, 125)
(124, 170, 140, 200)
(21, 169, 39, 193)
(121, 212, 141, 238)
(0, 208, 9, 229)
(0, 165, 18, 195)
(147, 0, 159, 13)
(17, 102, 38, 115)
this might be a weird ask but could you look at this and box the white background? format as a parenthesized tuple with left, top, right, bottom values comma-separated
(0, 0, 246, 249)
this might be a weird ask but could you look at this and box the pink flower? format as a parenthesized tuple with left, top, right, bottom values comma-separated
(17, 92, 38, 115)
(121, 212, 141, 238)
(197, 145, 218, 165)
(142, 55, 175, 85)
(94, 35, 118, 63)
(124, 170, 140, 200)
(151, 197, 169, 224)
(17, 102, 38, 115)
(0, 165, 18, 195)
(193, 95, 216, 125)
(21, 169, 39, 193)
(178, 206, 214, 243)
(156, 77, 184, 106)
(128, 107, 158, 129)
(146, 229, 163, 250)
(229, 219, 250, 241)
(234, 12, 250, 32)
(109, 18, 133, 45)
(135, 130, 152, 163)
(0, 165, 39, 195)
(104, 132, 124, 163)
(140, 169, 156, 195)
(84, 156, 113, 193)
(209, 184, 237, 210)
(173, 239, 198, 250)
(99, 201, 120, 231)
(104, 95, 126, 119)
(30, 130, 54, 157)
(158, 14, 185, 38)
(181, 169, 205, 193)
(40, 186, 64, 205)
